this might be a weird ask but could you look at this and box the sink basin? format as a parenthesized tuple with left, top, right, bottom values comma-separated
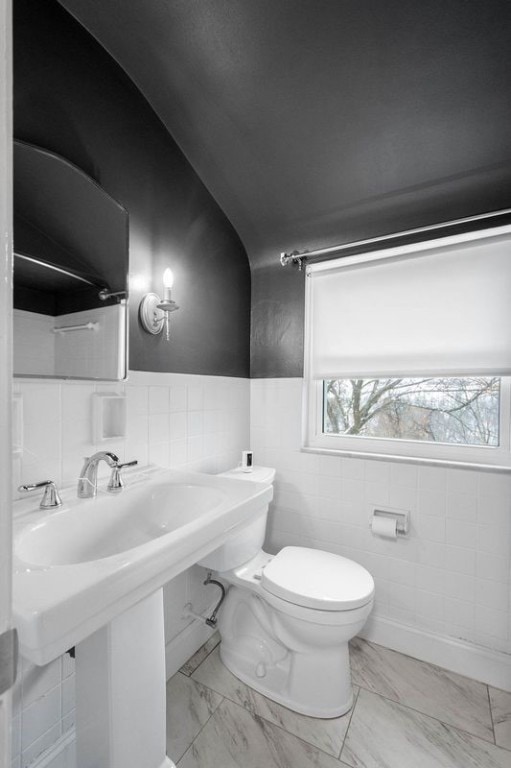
(17, 483, 226, 565)
(13, 466, 272, 665)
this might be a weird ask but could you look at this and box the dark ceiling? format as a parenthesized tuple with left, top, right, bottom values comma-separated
(59, 0, 511, 266)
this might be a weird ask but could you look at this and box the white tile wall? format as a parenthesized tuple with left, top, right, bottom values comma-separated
(13, 310, 55, 377)
(13, 305, 125, 380)
(13, 372, 510, 766)
(251, 378, 511, 655)
(54, 304, 124, 380)
(12, 369, 250, 767)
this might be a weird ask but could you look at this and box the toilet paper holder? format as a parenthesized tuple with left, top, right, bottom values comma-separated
(370, 507, 409, 536)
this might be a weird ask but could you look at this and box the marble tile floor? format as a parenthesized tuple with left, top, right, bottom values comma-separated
(166, 635, 511, 768)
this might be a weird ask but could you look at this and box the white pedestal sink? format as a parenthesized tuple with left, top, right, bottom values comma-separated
(13, 466, 272, 767)
(77, 589, 173, 768)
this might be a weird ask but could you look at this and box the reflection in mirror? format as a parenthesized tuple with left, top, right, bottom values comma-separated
(13, 140, 129, 380)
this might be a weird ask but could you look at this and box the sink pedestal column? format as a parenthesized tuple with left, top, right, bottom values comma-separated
(76, 588, 175, 768)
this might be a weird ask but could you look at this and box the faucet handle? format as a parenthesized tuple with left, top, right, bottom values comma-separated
(18, 480, 63, 509)
(107, 460, 138, 493)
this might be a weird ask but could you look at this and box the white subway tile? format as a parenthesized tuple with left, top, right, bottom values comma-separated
(390, 463, 418, 488)
(21, 659, 61, 709)
(148, 440, 170, 467)
(416, 590, 444, 623)
(418, 465, 447, 493)
(417, 540, 446, 568)
(474, 605, 509, 640)
(417, 489, 446, 517)
(417, 514, 446, 543)
(341, 456, 365, 480)
(477, 494, 511, 526)
(148, 412, 170, 444)
(365, 460, 391, 484)
(187, 411, 204, 438)
(446, 468, 479, 496)
(317, 454, 343, 476)
(21, 686, 61, 751)
(126, 384, 148, 413)
(416, 565, 445, 594)
(388, 484, 416, 512)
(187, 385, 204, 411)
(126, 408, 149, 445)
(388, 558, 416, 586)
(445, 492, 477, 522)
(476, 551, 510, 582)
(442, 572, 475, 602)
(443, 545, 476, 575)
(149, 386, 170, 413)
(478, 472, 511, 498)
(477, 524, 510, 555)
(443, 597, 474, 630)
(61, 675, 75, 716)
(445, 519, 478, 549)
(169, 385, 187, 412)
(475, 579, 509, 611)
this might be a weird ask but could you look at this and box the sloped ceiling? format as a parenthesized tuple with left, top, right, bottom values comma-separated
(59, 0, 511, 266)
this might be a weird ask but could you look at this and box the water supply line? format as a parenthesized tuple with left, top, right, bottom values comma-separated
(183, 571, 226, 628)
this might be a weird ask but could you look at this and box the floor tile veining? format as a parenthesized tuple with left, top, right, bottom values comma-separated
(167, 636, 511, 767)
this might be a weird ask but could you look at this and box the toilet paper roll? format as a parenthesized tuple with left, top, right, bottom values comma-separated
(371, 515, 398, 539)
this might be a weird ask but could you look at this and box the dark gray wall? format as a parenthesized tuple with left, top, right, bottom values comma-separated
(14, 0, 251, 377)
(57, 0, 511, 378)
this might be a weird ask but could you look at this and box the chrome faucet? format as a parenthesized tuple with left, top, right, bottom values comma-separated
(77, 451, 119, 498)
(18, 480, 63, 509)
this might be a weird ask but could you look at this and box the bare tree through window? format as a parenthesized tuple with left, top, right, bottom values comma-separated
(324, 378, 500, 446)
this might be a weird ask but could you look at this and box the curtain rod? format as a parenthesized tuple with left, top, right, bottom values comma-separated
(279, 208, 511, 269)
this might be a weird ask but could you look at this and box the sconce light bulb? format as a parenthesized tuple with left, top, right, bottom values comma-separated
(163, 268, 174, 289)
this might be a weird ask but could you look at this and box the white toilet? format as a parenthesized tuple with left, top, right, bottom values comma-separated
(200, 465, 374, 718)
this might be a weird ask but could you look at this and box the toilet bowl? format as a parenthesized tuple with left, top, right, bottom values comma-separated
(199, 466, 374, 718)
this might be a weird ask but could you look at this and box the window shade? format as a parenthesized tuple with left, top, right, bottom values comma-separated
(306, 227, 511, 380)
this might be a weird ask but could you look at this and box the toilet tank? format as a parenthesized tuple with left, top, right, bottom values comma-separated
(198, 466, 275, 572)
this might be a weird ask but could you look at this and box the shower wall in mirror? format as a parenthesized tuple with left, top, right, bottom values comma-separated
(13, 140, 129, 380)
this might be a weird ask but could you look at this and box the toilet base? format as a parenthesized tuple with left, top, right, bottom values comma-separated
(219, 638, 354, 719)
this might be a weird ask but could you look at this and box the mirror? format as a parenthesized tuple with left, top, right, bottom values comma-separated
(13, 140, 129, 380)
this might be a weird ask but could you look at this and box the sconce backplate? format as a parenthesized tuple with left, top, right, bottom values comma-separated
(139, 293, 165, 335)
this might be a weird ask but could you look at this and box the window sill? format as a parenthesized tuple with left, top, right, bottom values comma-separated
(301, 445, 511, 473)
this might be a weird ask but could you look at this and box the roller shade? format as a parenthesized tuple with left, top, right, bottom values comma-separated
(305, 227, 511, 380)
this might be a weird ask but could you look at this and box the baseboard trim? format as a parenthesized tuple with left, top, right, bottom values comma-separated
(165, 618, 215, 680)
(360, 615, 511, 691)
(29, 728, 75, 768)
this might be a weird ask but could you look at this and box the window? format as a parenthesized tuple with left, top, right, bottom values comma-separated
(324, 378, 500, 446)
(304, 226, 511, 468)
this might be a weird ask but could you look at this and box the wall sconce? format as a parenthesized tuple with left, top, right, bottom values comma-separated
(139, 268, 179, 341)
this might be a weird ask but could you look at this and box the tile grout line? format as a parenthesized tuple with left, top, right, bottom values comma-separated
(337, 686, 360, 762)
(486, 684, 498, 746)
(352, 683, 502, 749)
(185, 677, 353, 763)
(171, 687, 225, 766)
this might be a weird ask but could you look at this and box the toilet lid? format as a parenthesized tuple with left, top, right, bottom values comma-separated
(261, 546, 374, 611)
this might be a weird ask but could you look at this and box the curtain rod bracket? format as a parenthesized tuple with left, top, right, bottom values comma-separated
(280, 250, 306, 270)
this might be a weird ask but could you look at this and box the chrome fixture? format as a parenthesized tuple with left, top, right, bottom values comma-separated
(107, 459, 139, 493)
(139, 268, 179, 341)
(98, 288, 127, 301)
(52, 322, 99, 333)
(280, 207, 511, 268)
(77, 451, 119, 498)
(18, 480, 63, 509)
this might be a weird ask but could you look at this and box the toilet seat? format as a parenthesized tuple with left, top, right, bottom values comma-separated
(261, 546, 374, 611)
